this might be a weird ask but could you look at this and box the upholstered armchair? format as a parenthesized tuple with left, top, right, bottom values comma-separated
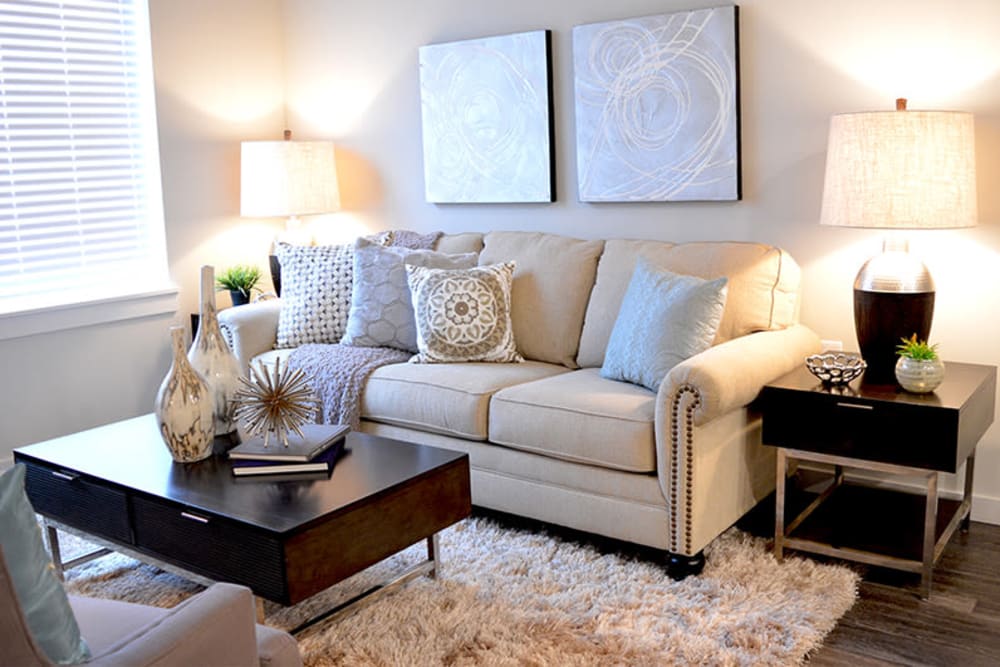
(0, 547, 301, 667)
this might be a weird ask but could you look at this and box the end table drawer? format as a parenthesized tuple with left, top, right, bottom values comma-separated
(761, 392, 958, 470)
(23, 463, 131, 544)
(131, 495, 287, 602)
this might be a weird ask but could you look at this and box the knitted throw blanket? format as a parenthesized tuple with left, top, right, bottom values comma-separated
(287, 343, 410, 429)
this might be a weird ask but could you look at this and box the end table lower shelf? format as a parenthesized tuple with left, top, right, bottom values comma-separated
(775, 447, 973, 599)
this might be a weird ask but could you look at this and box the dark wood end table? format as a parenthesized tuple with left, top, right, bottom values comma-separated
(13, 415, 471, 632)
(757, 360, 996, 598)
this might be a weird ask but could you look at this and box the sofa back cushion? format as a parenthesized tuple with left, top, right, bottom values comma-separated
(577, 239, 801, 368)
(479, 231, 604, 368)
(435, 232, 484, 255)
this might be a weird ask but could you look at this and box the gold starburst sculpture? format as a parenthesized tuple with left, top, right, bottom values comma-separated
(232, 358, 319, 447)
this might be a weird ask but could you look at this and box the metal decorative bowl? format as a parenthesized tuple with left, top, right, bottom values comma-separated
(805, 353, 866, 385)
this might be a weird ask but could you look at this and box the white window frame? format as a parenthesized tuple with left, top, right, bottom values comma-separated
(0, 0, 176, 339)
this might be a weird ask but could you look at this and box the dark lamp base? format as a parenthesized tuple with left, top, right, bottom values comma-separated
(268, 254, 282, 297)
(854, 289, 934, 384)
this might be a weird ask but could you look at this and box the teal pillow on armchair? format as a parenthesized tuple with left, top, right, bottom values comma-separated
(601, 258, 728, 392)
(0, 465, 90, 664)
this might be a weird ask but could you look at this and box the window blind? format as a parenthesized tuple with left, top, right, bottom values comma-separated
(0, 0, 168, 313)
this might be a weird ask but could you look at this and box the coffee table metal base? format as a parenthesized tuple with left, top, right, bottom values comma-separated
(288, 534, 440, 635)
(43, 519, 443, 636)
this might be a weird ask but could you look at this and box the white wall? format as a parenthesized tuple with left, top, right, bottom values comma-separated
(6, 0, 1000, 525)
(0, 0, 286, 462)
(280, 0, 1000, 522)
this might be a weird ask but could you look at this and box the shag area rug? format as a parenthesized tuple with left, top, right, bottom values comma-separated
(59, 517, 857, 665)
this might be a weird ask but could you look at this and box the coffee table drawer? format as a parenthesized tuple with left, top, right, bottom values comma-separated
(131, 495, 288, 602)
(22, 462, 131, 544)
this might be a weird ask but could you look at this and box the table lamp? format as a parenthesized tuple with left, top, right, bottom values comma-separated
(819, 99, 977, 382)
(240, 130, 340, 295)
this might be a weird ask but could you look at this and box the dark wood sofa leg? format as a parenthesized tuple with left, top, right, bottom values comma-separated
(665, 550, 705, 580)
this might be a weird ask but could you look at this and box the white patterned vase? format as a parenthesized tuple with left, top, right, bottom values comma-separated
(895, 357, 945, 394)
(156, 326, 215, 462)
(188, 265, 243, 435)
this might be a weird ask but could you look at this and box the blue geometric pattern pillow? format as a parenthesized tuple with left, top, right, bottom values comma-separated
(601, 258, 728, 391)
(0, 465, 90, 664)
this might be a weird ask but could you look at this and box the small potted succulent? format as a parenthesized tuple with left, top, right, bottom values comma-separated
(895, 334, 945, 393)
(215, 264, 262, 307)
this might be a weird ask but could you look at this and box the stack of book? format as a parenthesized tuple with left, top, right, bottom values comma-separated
(228, 424, 350, 477)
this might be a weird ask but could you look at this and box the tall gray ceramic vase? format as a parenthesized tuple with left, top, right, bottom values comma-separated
(155, 326, 214, 462)
(188, 265, 243, 435)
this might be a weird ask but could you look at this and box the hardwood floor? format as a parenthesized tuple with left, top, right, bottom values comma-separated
(807, 519, 1000, 666)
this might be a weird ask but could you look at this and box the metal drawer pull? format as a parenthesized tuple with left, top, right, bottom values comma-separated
(51, 471, 79, 482)
(180, 511, 210, 524)
(836, 402, 874, 411)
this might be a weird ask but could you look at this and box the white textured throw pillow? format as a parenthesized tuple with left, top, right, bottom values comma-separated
(275, 242, 355, 348)
(406, 261, 523, 363)
(601, 258, 728, 391)
(342, 237, 478, 351)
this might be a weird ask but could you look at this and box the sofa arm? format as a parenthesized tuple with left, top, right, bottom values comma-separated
(87, 583, 262, 667)
(661, 323, 822, 426)
(218, 299, 282, 371)
(653, 324, 822, 556)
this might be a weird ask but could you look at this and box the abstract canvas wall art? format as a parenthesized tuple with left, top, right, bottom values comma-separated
(419, 30, 554, 203)
(573, 7, 741, 202)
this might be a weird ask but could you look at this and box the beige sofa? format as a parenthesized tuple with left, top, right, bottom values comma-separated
(220, 231, 820, 574)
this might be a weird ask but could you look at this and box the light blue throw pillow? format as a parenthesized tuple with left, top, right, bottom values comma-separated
(342, 237, 477, 352)
(601, 258, 728, 392)
(0, 465, 90, 664)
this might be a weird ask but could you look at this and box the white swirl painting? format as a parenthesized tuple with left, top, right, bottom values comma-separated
(573, 7, 740, 202)
(419, 30, 554, 203)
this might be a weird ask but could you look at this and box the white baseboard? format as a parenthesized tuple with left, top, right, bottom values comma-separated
(971, 493, 1000, 525)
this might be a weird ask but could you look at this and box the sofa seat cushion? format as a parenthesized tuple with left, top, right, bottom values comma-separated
(489, 368, 656, 473)
(69, 595, 166, 657)
(250, 348, 293, 375)
(362, 361, 568, 439)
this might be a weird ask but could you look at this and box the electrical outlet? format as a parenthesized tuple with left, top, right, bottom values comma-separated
(820, 339, 843, 352)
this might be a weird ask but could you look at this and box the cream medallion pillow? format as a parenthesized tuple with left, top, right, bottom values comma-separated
(406, 261, 523, 363)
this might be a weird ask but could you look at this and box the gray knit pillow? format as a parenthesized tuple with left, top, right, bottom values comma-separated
(275, 242, 354, 348)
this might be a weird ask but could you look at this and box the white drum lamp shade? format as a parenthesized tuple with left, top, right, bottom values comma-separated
(240, 140, 340, 218)
(818, 100, 978, 382)
(820, 107, 977, 230)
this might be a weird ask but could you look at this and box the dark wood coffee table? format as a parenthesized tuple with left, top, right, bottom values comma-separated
(13, 415, 471, 632)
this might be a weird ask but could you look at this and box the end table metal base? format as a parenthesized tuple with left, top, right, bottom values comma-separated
(775, 448, 975, 600)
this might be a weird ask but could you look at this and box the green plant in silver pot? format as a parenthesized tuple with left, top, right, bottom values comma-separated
(895, 334, 944, 393)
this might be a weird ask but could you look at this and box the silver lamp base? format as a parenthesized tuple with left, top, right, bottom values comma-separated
(853, 239, 935, 383)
